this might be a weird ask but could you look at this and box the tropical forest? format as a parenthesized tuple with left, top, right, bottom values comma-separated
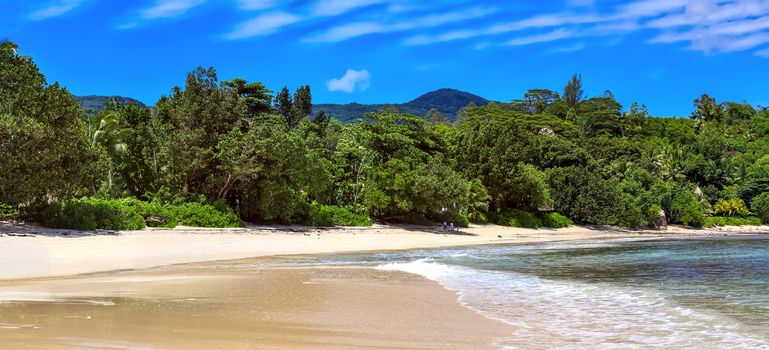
(3, 40, 769, 231)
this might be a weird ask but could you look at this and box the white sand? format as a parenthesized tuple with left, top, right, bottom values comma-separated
(0, 222, 764, 281)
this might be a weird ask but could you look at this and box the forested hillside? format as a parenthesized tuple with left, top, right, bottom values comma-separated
(3, 40, 769, 230)
(314, 88, 490, 123)
(77, 95, 147, 113)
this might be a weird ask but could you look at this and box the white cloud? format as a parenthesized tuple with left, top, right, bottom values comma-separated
(504, 28, 575, 46)
(404, 12, 604, 46)
(29, 0, 86, 21)
(312, 0, 389, 17)
(399, 0, 769, 56)
(140, 0, 207, 20)
(225, 11, 303, 39)
(327, 69, 371, 93)
(306, 7, 496, 43)
(236, 0, 276, 11)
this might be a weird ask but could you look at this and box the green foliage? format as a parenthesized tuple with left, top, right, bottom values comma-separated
(43, 198, 145, 231)
(713, 198, 750, 217)
(41, 197, 241, 231)
(703, 216, 762, 228)
(170, 201, 242, 228)
(541, 212, 573, 228)
(307, 203, 372, 227)
(1, 41, 95, 206)
(495, 209, 542, 229)
(750, 192, 769, 223)
(10, 45, 769, 230)
(669, 189, 705, 227)
(0, 203, 19, 220)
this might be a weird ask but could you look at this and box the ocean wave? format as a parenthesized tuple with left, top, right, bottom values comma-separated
(376, 259, 769, 349)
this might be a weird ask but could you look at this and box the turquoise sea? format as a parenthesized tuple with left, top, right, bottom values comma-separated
(287, 237, 769, 349)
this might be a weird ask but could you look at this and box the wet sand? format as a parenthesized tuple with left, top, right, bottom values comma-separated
(0, 263, 513, 349)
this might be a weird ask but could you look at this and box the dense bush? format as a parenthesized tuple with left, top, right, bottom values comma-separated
(125, 200, 177, 228)
(41, 198, 242, 230)
(43, 198, 145, 231)
(750, 192, 769, 223)
(308, 203, 372, 227)
(170, 201, 242, 228)
(0, 203, 19, 220)
(669, 190, 705, 227)
(713, 198, 750, 217)
(703, 216, 762, 228)
(541, 212, 573, 228)
(495, 209, 542, 228)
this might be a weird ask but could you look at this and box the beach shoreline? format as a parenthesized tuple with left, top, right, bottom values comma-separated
(1, 221, 767, 282)
(1, 223, 768, 349)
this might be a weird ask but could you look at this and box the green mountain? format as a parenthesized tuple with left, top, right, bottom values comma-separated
(314, 88, 490, 123)
(75, 89, 490, 122)
(76, 95, 147, 113)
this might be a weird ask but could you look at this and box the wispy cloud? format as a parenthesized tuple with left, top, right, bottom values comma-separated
(403, 12, 604, 46)
(504, 28, 575, 46)
(118, 0, 207, 29)
(225, 11, 302, 39)
(328, 69, 371, 93)
(140, 0, 207, 20)
(29, 0, 87, 21)
(306, 7, 496, 43)
(236, 0, 277, 11)
(401, 0, 769, 56)
(311, 0, 388, 17)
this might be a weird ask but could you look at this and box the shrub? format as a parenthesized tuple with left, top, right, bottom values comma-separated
(170, 201, 242, 228)
(751, 192, 769, 224)
(0, 203, 19, 220)
(541, 212, 573, 228)
(308, 203, 372, 227)
(495, 209, 542, 228)
(42, 197, 243, 230)
(713, 198, 750, 217)
(669, 191, 705, 227)
(43, 198, 145, 231)
(703, 216, 762, 228)
(133, 200, 177, 228)
(308, 203, 334, 227)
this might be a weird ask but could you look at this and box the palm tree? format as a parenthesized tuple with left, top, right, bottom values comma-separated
(465, 179, 491, 223)
(91, 112, 132, 197)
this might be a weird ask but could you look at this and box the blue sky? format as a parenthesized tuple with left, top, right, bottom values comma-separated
(3, 0, 769, 116)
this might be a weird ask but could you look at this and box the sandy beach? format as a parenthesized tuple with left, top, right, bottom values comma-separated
(0, 263, 513, 349)
(1, 222, 767, 349)
(0, 222, 750, 281)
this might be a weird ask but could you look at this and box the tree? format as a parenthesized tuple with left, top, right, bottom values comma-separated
(274, 87, 292, 124)
(292, 85, 312, 126)
(154, 66, 243, 198)
(425, 108, 450, 126)
(0, 41, 95, 206)
(563, 74, 584, 108)
(222, 78, 273, 118)
(691, 93, 725, 130)
(91, 112, 132, 197)
(524, 89, 560, 114)
(751, 192, 769, 223)
(0, 40, 18, 54)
